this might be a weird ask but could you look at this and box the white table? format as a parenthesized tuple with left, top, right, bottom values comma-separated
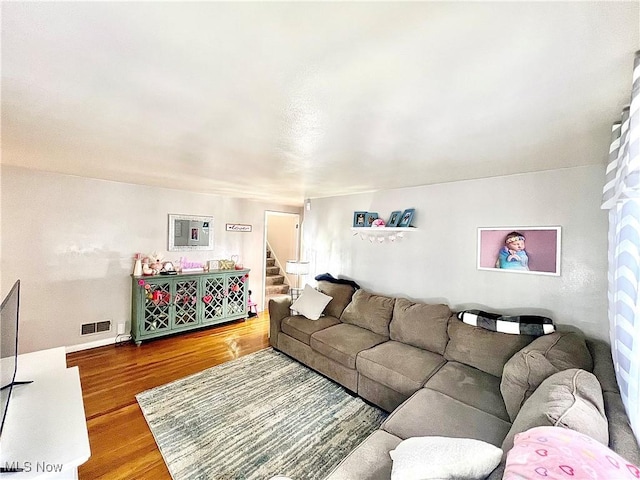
(0, 347, 91, 479)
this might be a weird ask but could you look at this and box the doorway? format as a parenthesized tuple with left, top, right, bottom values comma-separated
(263, 211, 301, 310)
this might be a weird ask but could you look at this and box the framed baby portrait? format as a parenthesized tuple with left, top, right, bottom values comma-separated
(477, 227, 561, 276)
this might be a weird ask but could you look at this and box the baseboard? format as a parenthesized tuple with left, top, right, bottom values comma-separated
(66, 335, 132, 353)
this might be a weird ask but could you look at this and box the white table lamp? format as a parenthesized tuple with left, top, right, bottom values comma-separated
(285, 260, 310, 299)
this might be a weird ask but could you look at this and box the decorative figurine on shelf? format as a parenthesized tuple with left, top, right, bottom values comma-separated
(372, 218, 386, 228)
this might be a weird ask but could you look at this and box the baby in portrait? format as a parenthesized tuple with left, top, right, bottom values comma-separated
(496, 231, 529, 270)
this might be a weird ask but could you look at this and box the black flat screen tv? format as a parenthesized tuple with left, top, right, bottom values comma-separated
(0, 280, 20, 438)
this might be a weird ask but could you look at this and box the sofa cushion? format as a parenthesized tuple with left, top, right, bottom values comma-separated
(289, 284, 332, 320)
(340, 290, 395, 337)
(281, 315, 341, 345)
(425, 361, 510, 422)
(324, 430, 401, 480)
(501, 331, 593, 421)
(382, 388, 512, 447)
(356, 341, 446, 396)
(310, 323, 387, 369)
(316, 280, 356, 319)
(513, 331, 593, 370)
(501, 351, 559, 422)
(389, 298, 450, 355)
(444, 315, 536, 377)
(501, 369, 608, 453)
(389, 436, 503, 480)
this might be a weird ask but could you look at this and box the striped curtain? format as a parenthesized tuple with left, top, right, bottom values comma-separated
(601, 50, 640, 444)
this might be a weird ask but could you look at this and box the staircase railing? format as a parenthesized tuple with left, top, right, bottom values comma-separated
(266, 240, 292, 288)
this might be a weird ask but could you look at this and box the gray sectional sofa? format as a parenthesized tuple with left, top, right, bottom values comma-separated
(268, 280, 640, 479)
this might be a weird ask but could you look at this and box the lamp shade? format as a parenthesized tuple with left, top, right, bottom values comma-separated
(285, 260, 310, 275)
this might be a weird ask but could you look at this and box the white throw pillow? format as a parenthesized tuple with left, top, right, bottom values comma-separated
(389, 436, 503, 480)
(290, 284, 332, 320)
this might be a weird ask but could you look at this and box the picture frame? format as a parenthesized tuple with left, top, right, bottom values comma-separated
(477, 226, 561, 276)
(364, 212, 379, 227)
(168, 214, 214, 251)
(387, 211, 402, 227)
(398, 208, 415, 227)
(353, 211, 367, 227)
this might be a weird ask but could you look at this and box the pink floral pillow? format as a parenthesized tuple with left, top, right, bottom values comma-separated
(504, 426, 640, 479)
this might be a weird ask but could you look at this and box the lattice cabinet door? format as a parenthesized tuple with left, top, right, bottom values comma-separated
(172, 278, 200, 330)
(140, 280, 172, 335)
(201, 274, 226, 324)
(225, 272, 248, 317)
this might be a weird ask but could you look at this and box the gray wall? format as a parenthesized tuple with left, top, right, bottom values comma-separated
(303, 165, 609, 341)
(0, 166, 300, 353)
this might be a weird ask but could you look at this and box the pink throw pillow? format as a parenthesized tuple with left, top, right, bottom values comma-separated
(504, 426, 640, 479)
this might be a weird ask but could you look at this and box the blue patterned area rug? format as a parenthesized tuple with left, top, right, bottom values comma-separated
(136, 348, 387, 480)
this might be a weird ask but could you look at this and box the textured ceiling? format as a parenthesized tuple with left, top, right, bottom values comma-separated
(2, 2, 638, 205)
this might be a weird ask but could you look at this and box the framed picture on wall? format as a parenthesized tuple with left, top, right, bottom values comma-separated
(477, 226, 562, 276)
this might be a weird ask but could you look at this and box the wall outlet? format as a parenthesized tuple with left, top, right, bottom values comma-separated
(117, 323, 126, 335)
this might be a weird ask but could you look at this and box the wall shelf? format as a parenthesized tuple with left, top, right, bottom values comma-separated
(350, 227, 417, 243)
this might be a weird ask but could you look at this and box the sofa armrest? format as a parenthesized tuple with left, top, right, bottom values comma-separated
(269, 296, 292, 348)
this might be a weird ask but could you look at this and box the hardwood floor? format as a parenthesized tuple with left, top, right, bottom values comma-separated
(66, 313, 270, 480)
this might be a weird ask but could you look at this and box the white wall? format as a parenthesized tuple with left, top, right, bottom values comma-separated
(0, 166, 299, 353)
(303, 165, 610, 342)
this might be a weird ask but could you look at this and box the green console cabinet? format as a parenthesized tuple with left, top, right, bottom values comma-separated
(131, 269, 250, 345)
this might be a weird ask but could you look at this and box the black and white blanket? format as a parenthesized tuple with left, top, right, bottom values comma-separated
(457, 309, 555, 336)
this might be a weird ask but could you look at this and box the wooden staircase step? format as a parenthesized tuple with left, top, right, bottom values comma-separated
(266, 258, 276, 267)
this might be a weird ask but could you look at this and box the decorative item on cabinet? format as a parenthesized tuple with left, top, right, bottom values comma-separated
(133, 253, 143, 276)
(179, 257, 205, 273)
(218, 259, 235, 270)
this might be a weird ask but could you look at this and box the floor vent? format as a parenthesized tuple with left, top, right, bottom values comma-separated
(81, 321, 112, 336)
